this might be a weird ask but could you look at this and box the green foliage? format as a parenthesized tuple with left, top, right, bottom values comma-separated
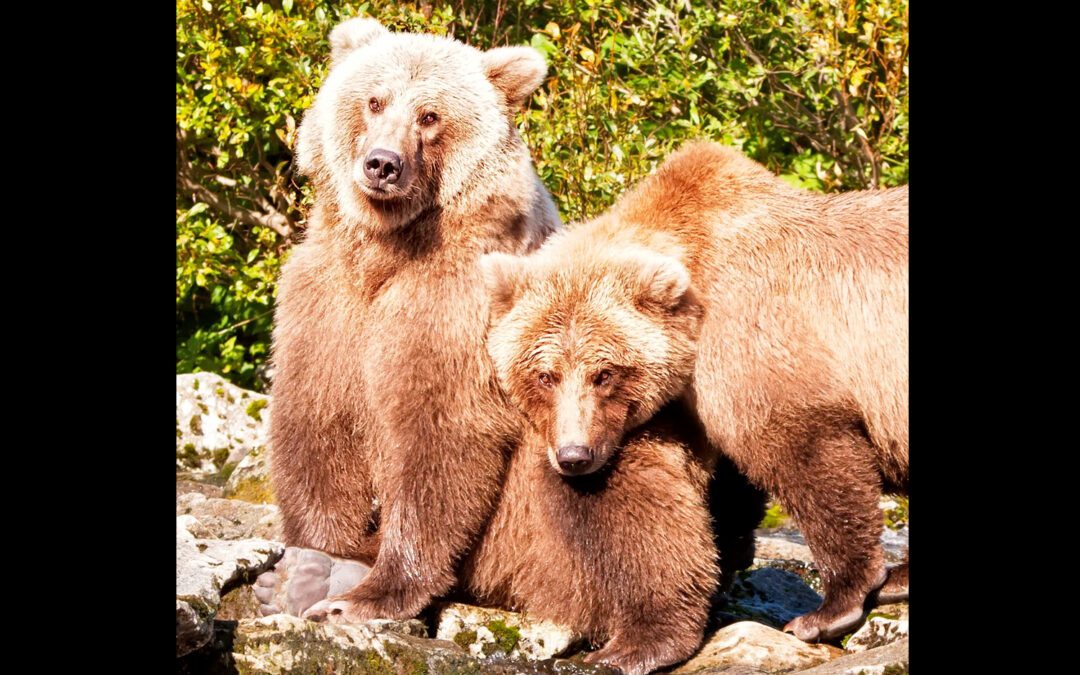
(882, 494, 909, 530)
(758, 501, 791, 529)
(177, 0, 909, 388)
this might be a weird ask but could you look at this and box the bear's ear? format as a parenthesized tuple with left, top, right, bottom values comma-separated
(621, 249, 692, 311)
(481, 46, 548, 108)
(481, 252, 531, 322)
(329, 17, 389, 66)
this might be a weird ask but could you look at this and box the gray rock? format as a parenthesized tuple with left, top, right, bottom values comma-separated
(756, 527, 907, 565)
(232, 614, 610, 674)
(176, 373, 270, 477)
(844, 604, 908, 653)
(435, 602, 581, 660)
(225, 444, 274, 504)
(176, 515, 284, 656)
(723, 567, 824, 628)
(176, 479, 225, 499)
(176, 492, 281, 540)
(754, 536, 813, 564)
(792, 638, 907, 674)
(672, 621, 834, 674)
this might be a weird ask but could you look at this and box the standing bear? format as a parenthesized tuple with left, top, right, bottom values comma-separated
(267, 17, 561, 622)
(482, 140, 908, 642)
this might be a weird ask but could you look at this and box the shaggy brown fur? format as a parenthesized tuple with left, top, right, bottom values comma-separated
(269, 17, 560, 622)
(483, 140, 908, 642)
(460, 401, 765, 675)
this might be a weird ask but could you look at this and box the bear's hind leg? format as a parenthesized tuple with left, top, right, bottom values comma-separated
(749, 419, 887, 642)
(878, 549, 909, 603)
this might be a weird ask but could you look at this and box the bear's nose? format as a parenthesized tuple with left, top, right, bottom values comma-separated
(556, 445, 593, 475)
(363, 149, 403, 184)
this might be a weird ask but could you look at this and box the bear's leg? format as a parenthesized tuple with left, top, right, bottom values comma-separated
(252, 547, 371, 617)
(583, 620, 705, 675)
(709, 454, 769, 590)
(306, 430, 509, 623)
(757, 427, 887, 642)
(878, 549, 909, 603)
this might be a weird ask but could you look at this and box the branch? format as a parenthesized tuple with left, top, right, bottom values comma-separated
(177, 170, 293, 239)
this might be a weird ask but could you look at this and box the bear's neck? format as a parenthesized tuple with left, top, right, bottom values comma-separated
(316, 167, 537, 267)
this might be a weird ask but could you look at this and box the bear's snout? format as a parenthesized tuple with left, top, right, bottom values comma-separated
(556, 444, 595, 475)
(363, 148, 404, 187)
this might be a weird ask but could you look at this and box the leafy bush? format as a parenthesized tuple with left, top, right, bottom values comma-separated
(177, 0, 908, 389)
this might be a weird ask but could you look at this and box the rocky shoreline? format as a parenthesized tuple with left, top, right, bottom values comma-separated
(177, 374, 908, 674)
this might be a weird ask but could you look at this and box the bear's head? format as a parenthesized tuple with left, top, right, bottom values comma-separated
(483, 245, 703, 477)
(296, 17, 549, 231)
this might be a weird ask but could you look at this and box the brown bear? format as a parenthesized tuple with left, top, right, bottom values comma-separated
(285, 402, 764, 675)
(267, 16, 561, 622)
(459, 401, 766, 675)
(482, 140, 908, 642)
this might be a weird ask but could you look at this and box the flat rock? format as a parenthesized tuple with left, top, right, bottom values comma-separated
(176, 515, 284, 656)
(176, 479, 225, 499)
(436, 602, 581, 660)
(177, 373, 269, 477)
(225, 444, 274, 504)
(794, 638, 908, 674)
(232, 614, 610, 674)
(723, 567, 823, 628)
(756, 527, 907, 565)
(754, 536, 813, 564)
(844, 604, 908, 653)
(176, 492, 280, 540)
(673, 621, 833, 674)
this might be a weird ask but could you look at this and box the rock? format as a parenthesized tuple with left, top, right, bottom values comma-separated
(176, 619, 240, 674)
(225, 445, 274, 504)
(754, 536, 814, 564)
(218, 585, 264, 622)
(844, 604, 908, 653)
(232, 614, 610, 674)
(176, 479, 225, 499)
(672, 621, 833, 674)
(176, 492, 280, 540)
(722, 567, 824, 628)
(756, 525, 908, 565)
(436, 602, 581, 660)
(793, 638, 908, 674)
(750, 558, 823, 595)
(176, 515, 284, 657)
(177, 372, 270, 478)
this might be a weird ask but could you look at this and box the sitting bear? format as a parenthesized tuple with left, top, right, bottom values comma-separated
(481, 140, 909, 642)
(267, 16, 560, 622)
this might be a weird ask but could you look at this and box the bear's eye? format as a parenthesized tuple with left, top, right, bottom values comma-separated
(420, 112, 439, 126)
(594, 370, 613, 387)
(537, 372, 554, 388)
(368, 98, 382, 113)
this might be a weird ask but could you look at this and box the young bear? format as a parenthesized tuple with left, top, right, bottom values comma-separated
(267, 17, 561, 622)
(483, 141, 908, 642)
(459, 401, 766, 675)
